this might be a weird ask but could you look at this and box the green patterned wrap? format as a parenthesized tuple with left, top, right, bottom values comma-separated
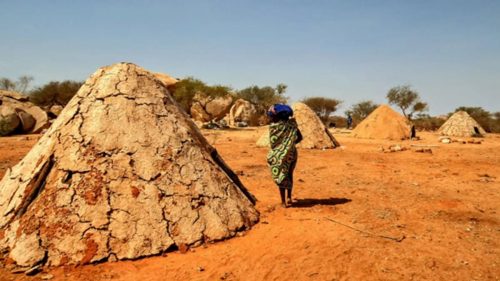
(267, 118, 299, 189)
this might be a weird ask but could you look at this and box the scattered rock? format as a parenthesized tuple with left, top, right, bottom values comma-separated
(0, 106, 20, 136)
(41, 273, 54, 280)
(49, 105, 64, 117)
(414, 148, 432, 154)
(178, 244, 189, 254)
(381, 144, 408, 153)
(441, 138, 451, 144)
(196, 266, 205, 272)
(191, 94, 233, 122)
(25, 264, 42, 276)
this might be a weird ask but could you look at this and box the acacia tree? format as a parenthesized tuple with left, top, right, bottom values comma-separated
(347, 100, 378, 122)
(0, 76, 34, 94)
(386, 85, 428, 120)
(302, 97, 342, 123)
(236, 84, 288, 109)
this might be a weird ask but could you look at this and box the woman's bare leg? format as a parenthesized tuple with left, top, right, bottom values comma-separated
(286, 189, 293, 206)
(279, 188, 287, 207)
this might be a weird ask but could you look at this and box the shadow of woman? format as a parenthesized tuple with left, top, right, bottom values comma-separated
(291, 197, 351, 208)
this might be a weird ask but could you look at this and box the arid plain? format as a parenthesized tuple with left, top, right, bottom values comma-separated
(0, 128, 498, 281)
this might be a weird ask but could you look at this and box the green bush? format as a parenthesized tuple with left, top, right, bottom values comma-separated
(413, 114, 446, 131)
(301, 97, 342, 123)
(236, 84, 288, 111)
(170, 77, 232, 112)
(30, 80, 83, 107)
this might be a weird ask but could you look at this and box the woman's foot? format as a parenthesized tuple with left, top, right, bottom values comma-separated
(287, 198, 293, 206)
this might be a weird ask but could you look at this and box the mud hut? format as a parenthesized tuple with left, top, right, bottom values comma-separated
(351, 104, 412, 140)
(256, 102, 340, 149)
(438, 111, 486, 137)
(0, 63, 258, 269)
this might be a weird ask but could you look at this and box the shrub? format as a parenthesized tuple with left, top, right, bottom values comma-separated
(30, 81, 83, 107)
(301, 97, 342, 123)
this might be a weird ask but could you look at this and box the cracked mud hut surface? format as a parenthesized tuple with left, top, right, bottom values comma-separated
(0, 63, 258, 268)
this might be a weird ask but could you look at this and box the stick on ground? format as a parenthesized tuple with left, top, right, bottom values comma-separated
(323, 217, 405, 242)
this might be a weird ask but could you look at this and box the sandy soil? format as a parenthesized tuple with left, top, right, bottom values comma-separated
(0, 129, 499, 281)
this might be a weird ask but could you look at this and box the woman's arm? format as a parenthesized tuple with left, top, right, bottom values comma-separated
(295, 128, 303, 144)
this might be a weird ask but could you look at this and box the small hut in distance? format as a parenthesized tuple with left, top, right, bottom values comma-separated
(351, 104, 413, 140)
(438, 111, 486, 137)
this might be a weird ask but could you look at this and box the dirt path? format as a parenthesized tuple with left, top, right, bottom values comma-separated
(0, 129, 499, 281)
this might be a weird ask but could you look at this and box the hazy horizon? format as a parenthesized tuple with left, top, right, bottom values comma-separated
(1, 0, 499, 115)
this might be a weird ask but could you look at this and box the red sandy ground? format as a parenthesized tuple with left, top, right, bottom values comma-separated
(0, 129, 498, 281)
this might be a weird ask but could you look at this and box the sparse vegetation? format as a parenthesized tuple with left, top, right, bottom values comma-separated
(30, 81, 83, 107)
(0, 76, 34, 94)
(386, 85, 428, 120)
(171, 77, 233, 112)
(0, 119, 13, 136)
(412, 113, 446, 131)
(236, 84, 288, 110)
(301, 97, 342, 123)
(346, 100, 378, 125)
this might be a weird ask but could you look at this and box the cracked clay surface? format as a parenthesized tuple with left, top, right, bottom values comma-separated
(0, 63, 259, 268)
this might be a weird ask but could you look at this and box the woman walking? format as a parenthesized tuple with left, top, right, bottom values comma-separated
(266, 104, 302, 208)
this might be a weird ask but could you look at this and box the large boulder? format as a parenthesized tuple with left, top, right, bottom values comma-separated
(153, 72, 179, 87)
(190, 94, 233, 122)
(49, 105, 64, 117)
(16, 109, 36, 133)
(0, 105, 20, 136)
(190, 102, 211, 122)
(0, 90, 49, 133)
(0, 63, 258, 268)
(227, 99, 260, 127)
(0, 90, 29, 102)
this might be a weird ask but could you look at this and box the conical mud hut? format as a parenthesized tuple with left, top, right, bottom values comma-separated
(256, 102, 340, 149)
(438, 111, 486, 137)
(351, 104, 412, 140)
(0, 63, 258, 268)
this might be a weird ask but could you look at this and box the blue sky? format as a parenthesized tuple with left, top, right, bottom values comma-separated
(1, 0, 499, 115)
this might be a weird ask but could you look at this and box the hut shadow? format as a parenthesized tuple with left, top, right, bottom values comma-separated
(291, 197, 351, 208)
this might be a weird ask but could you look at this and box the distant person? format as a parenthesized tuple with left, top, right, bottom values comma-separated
(266, 104, 302, 208)
(347, 114, 353, 129)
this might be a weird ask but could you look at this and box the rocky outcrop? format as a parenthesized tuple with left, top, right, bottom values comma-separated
(0, 63, 258, 268)
(0, 105, 20, 135)
(49, 105, 64, 117)
(190, 94, 233, 122)
(153, 72, 178, 87)
(0, 90, 49, 134)
(227, 99, 260, 127)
